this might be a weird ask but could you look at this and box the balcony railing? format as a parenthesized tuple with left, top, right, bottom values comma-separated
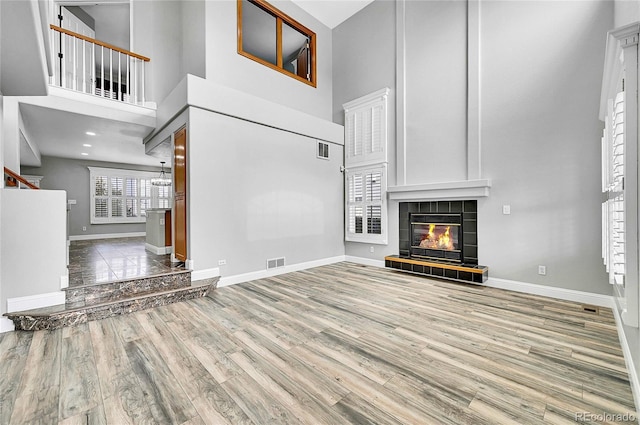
(49, 25, 149, 106)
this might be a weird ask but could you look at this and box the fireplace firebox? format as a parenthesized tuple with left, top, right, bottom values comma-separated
(410, 213, 462, 262)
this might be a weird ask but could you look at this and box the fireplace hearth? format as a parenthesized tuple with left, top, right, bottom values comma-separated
(386, 200, 488, 284)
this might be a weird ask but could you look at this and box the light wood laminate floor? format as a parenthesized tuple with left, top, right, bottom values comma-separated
(0, 262, 636, 424)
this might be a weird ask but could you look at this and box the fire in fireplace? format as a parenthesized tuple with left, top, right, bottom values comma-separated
(410, 213, 463, 262)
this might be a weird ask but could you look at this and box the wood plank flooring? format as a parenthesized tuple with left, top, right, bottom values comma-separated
(0, 262, 636, 424)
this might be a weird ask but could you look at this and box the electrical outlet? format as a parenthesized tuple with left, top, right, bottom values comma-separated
(502, 205, 511, 215)
(82, 226, 87, 231)
(218, 259, 227, 266)
(538, 265, 546, 275)
(369, 246, 374, 253)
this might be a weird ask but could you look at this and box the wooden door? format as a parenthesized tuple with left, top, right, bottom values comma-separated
(174, 127, 188, 262)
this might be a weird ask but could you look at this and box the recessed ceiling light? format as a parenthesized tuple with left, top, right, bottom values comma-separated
(81, 152, 89, 156)
(83, 143, 92, 147)
(86, 131, 96, 136)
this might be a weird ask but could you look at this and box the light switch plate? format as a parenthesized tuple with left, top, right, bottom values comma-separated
(502, 205, 511, 215)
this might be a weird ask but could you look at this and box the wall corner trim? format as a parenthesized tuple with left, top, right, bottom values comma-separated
(6, 291, 66, 313)
(191, 267, 221, 282)
(613, 305, 640, 413)
(69, 232, 146, 241)
(218, 256, 346, 288)
(485, 277, 612, 307)
(344, 255, 386, 268)
(0, 318, 15, 333)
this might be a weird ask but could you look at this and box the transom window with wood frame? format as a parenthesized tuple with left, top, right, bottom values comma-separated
(237, 0, 316, 87)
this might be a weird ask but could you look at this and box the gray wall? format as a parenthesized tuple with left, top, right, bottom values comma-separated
(188, 106, 345, 277)
(131, 0, 184, 105)
(479, 0, 611, 294)
(332, 0, 398, 260)
(22, 156, 161, 237)
(333, 0, 612, 295)
(405, 0, 468, 184)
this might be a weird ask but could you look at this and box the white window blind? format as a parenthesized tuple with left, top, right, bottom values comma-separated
(89, 167, 171, 224)
(345, 165, 387, 244)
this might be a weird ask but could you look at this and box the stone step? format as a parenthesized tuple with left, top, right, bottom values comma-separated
(4, 278, 218, 331)
(63, 270, 192, 307)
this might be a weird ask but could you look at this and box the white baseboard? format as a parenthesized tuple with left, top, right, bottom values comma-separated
(345, 255, 386, 268)
(218, 255, 346, 288)
(145, 243, 172, 255)
(612, 305, 640, 413)
(485, 277, 613, 308)
(192, 267, 220, 282)
(7, 291, 66, 313)
(0, 317, 14, 333)
(69, 232, 145, 241)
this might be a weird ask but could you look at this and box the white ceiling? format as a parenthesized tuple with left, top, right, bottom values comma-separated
(20, 104, 162, 167)
(290, 0, 374, 29)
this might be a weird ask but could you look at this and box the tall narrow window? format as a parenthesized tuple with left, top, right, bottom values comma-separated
(237, 0, 316, 87)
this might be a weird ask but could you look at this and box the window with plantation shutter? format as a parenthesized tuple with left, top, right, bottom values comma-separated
(344, 88, 390, 245)
(345, 165, 387, 244)
(89, 167, 172, 224)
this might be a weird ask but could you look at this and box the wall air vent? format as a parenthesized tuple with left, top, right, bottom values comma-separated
(267, 257, 286, 270)
(317, 141, 329, 160)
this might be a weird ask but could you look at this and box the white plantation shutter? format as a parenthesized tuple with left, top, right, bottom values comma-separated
(343, 88, 389, 167)
(603, 92, 626, 288)
(345, 165, 387, 243)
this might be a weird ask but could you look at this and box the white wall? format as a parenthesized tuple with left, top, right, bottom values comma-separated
(188, 106, 344, 277)
(1, 189, 67, 315)
(182, 0, 206, 79)
(204, 0, 333, 120)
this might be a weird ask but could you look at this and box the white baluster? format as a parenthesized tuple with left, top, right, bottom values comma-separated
(82, 39, 86, 93)
(133, 58, 138, 105)
(109, 49, 113, 99)
(61, 33, 66, 88)
(101, 46, 104, 97)
(141, 60, 145, 106)
(127, 55, 131, 103)
(92, 43, 95, 95)
(118, 53, 122, 101)
(72, 35, 77, 91)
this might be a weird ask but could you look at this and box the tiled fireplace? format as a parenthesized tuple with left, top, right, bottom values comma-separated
(386, 200, 488, 284)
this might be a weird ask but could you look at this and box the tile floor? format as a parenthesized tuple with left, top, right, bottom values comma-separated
(68, 237, 185, 287)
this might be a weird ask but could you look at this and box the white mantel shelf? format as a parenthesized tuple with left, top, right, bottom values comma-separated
(387, 179, 491, 201)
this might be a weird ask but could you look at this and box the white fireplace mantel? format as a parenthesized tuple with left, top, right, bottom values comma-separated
(387, 179, 491, 201)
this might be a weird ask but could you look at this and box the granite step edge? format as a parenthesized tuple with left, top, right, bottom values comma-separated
(64, 271, 194, 306)
(63, 269, 192, 291)
(4, 278, 219, 328)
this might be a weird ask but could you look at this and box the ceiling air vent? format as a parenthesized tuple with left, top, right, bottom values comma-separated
(317, 141, 329, 160)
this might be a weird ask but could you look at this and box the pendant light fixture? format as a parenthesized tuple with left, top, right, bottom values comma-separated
(151, 161, 171, 186)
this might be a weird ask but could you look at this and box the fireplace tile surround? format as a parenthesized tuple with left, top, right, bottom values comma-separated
(386, 199, 488, 284)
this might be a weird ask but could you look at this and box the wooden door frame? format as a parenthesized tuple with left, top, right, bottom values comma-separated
(173, 126, 188, 263)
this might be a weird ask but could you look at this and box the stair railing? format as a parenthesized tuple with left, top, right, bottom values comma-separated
(49, 25, 150, 106)
(4, 167, 40, 190)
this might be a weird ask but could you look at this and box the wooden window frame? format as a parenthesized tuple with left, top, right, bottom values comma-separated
(237, 0, 317, 88)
